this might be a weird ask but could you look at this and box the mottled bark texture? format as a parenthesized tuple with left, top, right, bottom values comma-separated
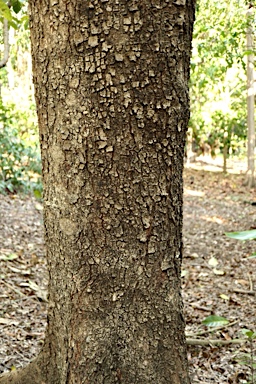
(0, 1, 195, 383)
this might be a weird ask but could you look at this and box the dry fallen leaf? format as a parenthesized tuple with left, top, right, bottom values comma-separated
(213, 269, 225, 275)
(220, 294, 230, 301)
(208, 256, 219, 267)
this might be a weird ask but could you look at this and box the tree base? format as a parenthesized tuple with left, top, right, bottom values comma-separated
(0, 352, 55, 384)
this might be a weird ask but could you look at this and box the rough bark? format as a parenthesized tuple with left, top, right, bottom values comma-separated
(0, 1, 195, 383)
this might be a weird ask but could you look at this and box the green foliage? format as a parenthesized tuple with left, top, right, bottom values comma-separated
(0, 101, 42, 194)
(11, 0, 23, 14)
(235, 329, 256, 384)
(226, 229, 256, 258)
(0, 0, 41, 195)
(0, 1, 12, 22)
(226, 230, 256, 241)
(0, 0, 27, 29)
(189, 0, 250, 159)
(202, 316, 256, 383)
(242, 329, 256, 340)
(236, 351, 256, 367)
(0, 252, 18, 261)
(202, 315, 229, 327)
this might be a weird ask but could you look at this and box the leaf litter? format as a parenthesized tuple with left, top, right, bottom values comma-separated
(183, 161, 256, 383)
(0, 160, 255, 383)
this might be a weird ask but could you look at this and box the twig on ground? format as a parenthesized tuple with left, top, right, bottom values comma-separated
(186, 338, 246, 346)
(247, 272, 253, 291)
(189, 303, 212, 311)
(233, 288, 255, 295)
(1, 280, 26, 297)
(186, 320, 238, 337)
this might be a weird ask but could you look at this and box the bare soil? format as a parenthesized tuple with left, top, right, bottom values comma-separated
(0, 160, 255, 383)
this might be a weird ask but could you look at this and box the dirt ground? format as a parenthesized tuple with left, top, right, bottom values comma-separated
(0, 159, 255, 383)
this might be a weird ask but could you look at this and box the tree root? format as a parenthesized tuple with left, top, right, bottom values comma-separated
(0, 354, 48, 384)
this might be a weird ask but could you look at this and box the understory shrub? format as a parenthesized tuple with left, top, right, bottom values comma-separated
(0, 101, 42, 195)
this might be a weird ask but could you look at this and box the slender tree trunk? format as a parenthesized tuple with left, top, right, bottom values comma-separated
(186, 127, 195, 164)
(223, 144, 227, 173)
(0, 19, 10, 69)
(246, 5, 255, 188)
(0, 1, 195, 383)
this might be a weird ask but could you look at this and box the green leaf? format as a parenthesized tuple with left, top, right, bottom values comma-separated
(241, 329, 256, 339)
(20, 14, 29, 29)
(225, 230, 256, 241)
(0, 1, 12, 21)
(202, 315, 229, 327)
(11, 0, 22, 14)
(8, 17, 19, 29)
(0, 253, 18, 261)
(243, 49, 254, 56)
(33, 189, 42, 199)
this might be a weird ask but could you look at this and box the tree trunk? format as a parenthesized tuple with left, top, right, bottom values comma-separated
(0, 1, 195, 383)
(246, 5, 255, 188)
(223, 144, 227, 174)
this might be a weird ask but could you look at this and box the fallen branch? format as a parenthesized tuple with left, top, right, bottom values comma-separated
(1, 280, 26, 297)
(186, 320, 238, 337)
(233, 288, 255, 296)
(189, 303, 211, 312)
(186, 338, 246, 346)
(248, 272, 253, 291)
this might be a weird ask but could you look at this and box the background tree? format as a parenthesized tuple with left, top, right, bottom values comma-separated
(0, 0, 195, 383)
(0, 0, 26, 69)
(246, 4, 255, 187)
(0, 0, 40, 194)
(189, 0, 255, 172)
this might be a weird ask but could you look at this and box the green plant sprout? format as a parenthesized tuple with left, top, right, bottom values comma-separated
(234, 329, 256, 384)
(225, 231, 256, 383)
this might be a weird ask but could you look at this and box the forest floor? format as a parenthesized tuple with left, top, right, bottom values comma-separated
(0, 157, 256, 383)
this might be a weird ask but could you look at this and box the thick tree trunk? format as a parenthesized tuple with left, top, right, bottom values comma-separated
(0, 1, 195, 383)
